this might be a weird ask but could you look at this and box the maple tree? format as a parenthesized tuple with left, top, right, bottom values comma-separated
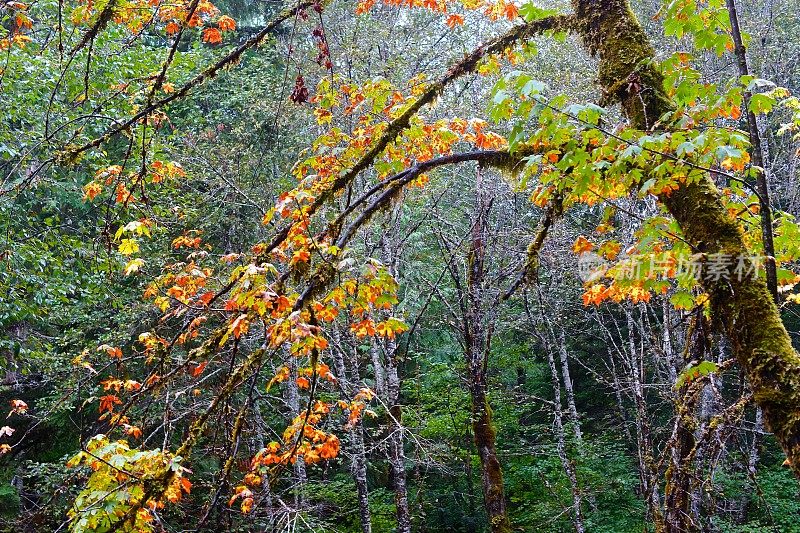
(2, 0, 800, 531)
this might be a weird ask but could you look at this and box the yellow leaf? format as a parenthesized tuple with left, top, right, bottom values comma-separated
(124, 258, 144, 275)
(119, 239, 139, 256)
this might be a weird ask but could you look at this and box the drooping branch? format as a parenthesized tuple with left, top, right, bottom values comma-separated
(89, 145, 534, 530)
(65, 0, 318, 159)
(571, 0, 800, 479)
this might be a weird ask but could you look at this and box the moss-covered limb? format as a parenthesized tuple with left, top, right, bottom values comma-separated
(571, 0, 800, 479)
(309, 14, 573, 214)
(101, 346, 268, 532)
(68, 0, 119, 57)
(470, 382, 512, 533)
(502, 196, 564, 301)
(295, 149, 531, 307)
(663, 314, 710, 533)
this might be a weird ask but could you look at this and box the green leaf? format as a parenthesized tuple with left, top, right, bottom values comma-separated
(675, 360, 719, 388)
(749, 93, 776, 114)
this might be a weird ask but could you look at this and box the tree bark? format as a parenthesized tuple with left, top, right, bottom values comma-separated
(377, 234, 413, 533)
(386, 336, 412, 533)
(548, 331, 585, 533)
(572, 0, 800, 479)
(558, 329, 583, 446)
(737, 406, 764, 524)
(725, 0, 778, 301)
(664, 314, 709, 533)
(463, 170, 512, 533)
(331, 330, 373, 533)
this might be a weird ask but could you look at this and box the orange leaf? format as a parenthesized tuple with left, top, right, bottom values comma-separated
(190, 361, 208, 377)
(445, 14, 464, 28)
(217, 15, 235, 31)
(202, 28, 223, 44)
(572, 236, 594, 254)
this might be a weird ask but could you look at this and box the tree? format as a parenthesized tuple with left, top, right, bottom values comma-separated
(3, 0, 800, 530)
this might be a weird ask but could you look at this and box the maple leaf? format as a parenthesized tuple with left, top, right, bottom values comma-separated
(202, 28, 223, 44)
(291, 249, 311, 265)
(350, 318, 376, 338)
(503, 1, 519, 20)
(582, 284, 609, 306)
(241, 496, 254, 513)
(8, 399, 27, 417)
(98, 395, 122, 414)
(198, 292, 214, 305)
(376, 318, 408, 339)
(123, 424, 142, 439)
(355, 0, 376, 14)
(15, 13, 32, 30)
(124, 258, 144, 275)
(82, 181, 102, 201)
(230, 314, 250, 338)
(119, 238, 139, 256)
(190, 361, 208, 377)
(290, 75, 309, 104)
(217, 15, 235, 31)
(115, 183, 132, 204)
(572, 236, 594, 254)
(98, 345, 123, 359)
(445, 14, 464, 28)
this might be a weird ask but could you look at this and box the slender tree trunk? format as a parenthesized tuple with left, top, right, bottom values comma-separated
(386, 336, 412, 533)
(664, 314, 709, 533)
(370, 339, 386, 399)
(726, 0, 778, 301)
(546, 334, 585, 533)
(331, 330, 373, 533)
(463, 170, 511, 533)
(351, 418, 372, 533)
(377, 233, 413, 533)
(558, 329, 583, 445)
(468, 375, 511, 533)
(572, 0, 800, 479)
(737, 406, 764, 523)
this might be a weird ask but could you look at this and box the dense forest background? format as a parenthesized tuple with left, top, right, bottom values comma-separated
(1, 0, 800, 531)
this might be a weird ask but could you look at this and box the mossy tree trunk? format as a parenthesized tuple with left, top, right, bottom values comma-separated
(664, 313, 710, 533)
(571, 0, 800, 478)
(463, 169, 512, 532)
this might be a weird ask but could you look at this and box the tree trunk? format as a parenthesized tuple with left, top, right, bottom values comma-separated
(469, 378, 511, 533)
(558, 329, 583, 446)
(463, 169, 512, 533)
(331, 330, 373, 533)
(572, 0, 800, 479)
(547, 332, 585, 533)
(386, 336, 412, 533)
(664, 314, 709, 533)
(737, 406, 764, 524)
(725, 0, 778, 301)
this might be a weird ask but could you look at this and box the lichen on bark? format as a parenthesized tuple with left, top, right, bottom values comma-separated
(571, 0, 800, 478)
